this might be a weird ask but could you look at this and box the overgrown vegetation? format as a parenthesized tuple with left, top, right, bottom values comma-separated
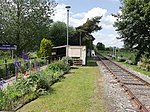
(1, 0, 102, 57)
(99, 49, 136, 62)
(137, 54, 150, 72)
(0, 56, 47, 79)
(0, 57, 71, 111)
(17, 58, 105, 112)
(49, 21, 75, 46)
(113, 0, 150, 63)
(0, 0, 57, 56)
(96, 42, 105, 50)
(98, 49, 150, 76)
(38, 38, 53, 63)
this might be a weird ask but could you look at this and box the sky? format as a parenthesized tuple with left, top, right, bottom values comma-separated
(52, 0, 124, 48)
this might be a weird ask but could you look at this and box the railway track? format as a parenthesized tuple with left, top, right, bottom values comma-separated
(97, 54, 150, 112)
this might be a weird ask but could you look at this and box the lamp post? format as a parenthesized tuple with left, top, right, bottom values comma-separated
(65, 6, 71, 46)
(65, 6, 71, 57)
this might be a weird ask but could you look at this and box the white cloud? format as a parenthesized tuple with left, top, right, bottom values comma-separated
(83, 7, 107, 20)
(70, 7, 107, 27)
(72, 12, 86, 19)
(118, 10, 122, 14)
(93, 32, 123, 47)
(52, 4, 66, 22)
(102, 15, 116, 25)
(52, 3, 123, 48)
(53, 5, 107, 27)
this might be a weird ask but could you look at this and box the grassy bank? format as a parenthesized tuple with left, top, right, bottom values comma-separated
(17, 58, 105, 112)
(99, 50, 150, 77)
(99, 50, 136, 60)
(119, 62, 150, 77)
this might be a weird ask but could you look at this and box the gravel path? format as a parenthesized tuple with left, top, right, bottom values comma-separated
(97, 61, 139, 112)
(1, 76, 16, 89)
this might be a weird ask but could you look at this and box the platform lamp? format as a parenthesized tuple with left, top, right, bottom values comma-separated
(65, 5, 71, 57)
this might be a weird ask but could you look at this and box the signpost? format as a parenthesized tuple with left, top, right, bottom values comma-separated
(0, 44, 17, 59)
(0, 44, 17, 50)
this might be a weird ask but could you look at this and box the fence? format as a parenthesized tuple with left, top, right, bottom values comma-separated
(0, 57, 49, 79)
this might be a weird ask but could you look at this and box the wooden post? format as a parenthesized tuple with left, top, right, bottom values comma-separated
(34, 59, 37, 70)
(15, 57, 18, 80)
(12, 50, 13, 59)
(4, 59, 7, 78)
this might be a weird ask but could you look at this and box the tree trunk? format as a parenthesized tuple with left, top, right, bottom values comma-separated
(135, 50, 144, 65)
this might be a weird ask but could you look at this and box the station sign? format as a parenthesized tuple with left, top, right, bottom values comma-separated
(0, 44, 17, 50)
(52, 52, 56, 55)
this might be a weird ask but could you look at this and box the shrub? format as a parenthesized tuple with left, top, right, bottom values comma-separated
(145, 65, 150, 71)
(38, 38, 53, 60)
(138, 54, 150, 71)
(46, 61, 62, 71)
(23, 92, 38, 104)
(112, 55, 116, 59)
(38, 59, 46, 67)
(7, 63, 15, 76)
(0, 78, 28, 110)
(0, 67, 4, 78)
(29, 52, 38, 59)
(125, 60, 134, 65)
(46, 57, 71, 73)
(27, 72, 50, 91)
(125, 54, 136, 65)
(117, 55, 126, 62)
(0, 57, 71, 111)
(61, 57, 71, 73)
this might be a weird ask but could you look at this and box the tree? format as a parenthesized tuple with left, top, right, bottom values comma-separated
(0, 0, 13, 43)
(48, 21, 75, 46)
(77, 16, 102, 33)
(48, 17, 102, 49)
(71, 16, 102, 50)
(96, 42, 105, 50)
(113, 0, 150, 63)
(0, 0, 57, 56)
(38, 38, 53, 62)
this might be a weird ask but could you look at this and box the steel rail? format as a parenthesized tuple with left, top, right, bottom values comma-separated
(110, 60, 150, 86)
(97, 53, 150, 86)
(97, 54, 150, 112)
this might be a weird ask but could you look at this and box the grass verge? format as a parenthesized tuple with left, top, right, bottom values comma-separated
(99, 50, 150, 77)
(119, 62, 150, 77)
(17, 58, 105, 112)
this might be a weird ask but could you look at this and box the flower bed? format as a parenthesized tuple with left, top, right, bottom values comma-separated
(0, 57, 71, 111)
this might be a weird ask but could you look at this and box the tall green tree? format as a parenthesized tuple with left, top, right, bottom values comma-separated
(72, 16, 102, 50)
(113, 0, 150, 63)
(77, 17, 102, 33)
(48, 21, 75, 46)
(0, 0, 57, 56)
(96, 42, 105, 50)
(0, 0, 13, 43)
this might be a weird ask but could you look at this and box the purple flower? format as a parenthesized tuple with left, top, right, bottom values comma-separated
(25, 55, 29, 60)
(14, 62, 21, 67)
(22, 54, 25, 59)
(2, 79, 6, 83)
(0, 82, 3, 86)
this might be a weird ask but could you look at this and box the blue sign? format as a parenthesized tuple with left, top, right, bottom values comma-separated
(0, 44, 17, 50)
